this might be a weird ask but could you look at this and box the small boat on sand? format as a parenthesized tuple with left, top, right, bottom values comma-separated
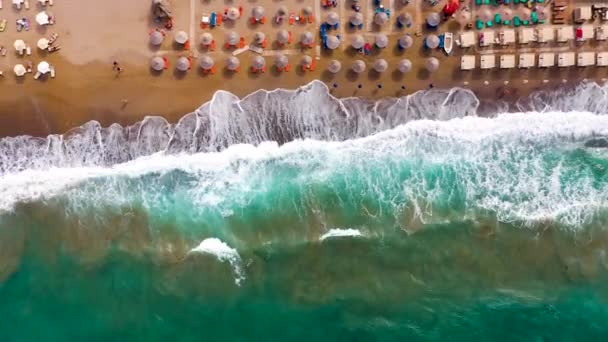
(443, 32, 453, 55)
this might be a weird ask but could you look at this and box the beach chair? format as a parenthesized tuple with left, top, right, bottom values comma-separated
(309, 60, 315, 71)
(26, 46, 31, 55)
(216, 15, 222, 26)
(24, 0, 29, 10)
(288, 31, 293, 44)
(210, 40, 216, 51)
(308, 15, 314, 24)
(210, 12, 217, 27)
(34, 71, 41, 79)
(284, 64, 290, 72)
(261, 39, 267, 48)
(239, 37, 245, 48)
(289, 13, 295, 25)
(163, 57, 168, 70)
(50, 66, 55, 78)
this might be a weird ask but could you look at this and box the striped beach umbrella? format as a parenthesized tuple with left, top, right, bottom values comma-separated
(150, 56, 165, 71)
(176, 56, 190, 71)
(226, 56, 240, 71)
(351, 34, 364, 49)
(352, 60, 366, 73)
(327, 60, 341, 73)
(398, 59, 412, 73)
(373, 59, 388, 73)
(199, 55, 214, 70)
(149, 30, 164, 45)
(375, 34, 388, 48)
(326, 12, 339, 26)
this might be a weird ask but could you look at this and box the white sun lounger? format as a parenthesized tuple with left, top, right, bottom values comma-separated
(50, 66, 55, 78)
(34, 71, 41, 79)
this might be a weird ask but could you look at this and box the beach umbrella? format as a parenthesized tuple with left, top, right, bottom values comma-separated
(537, 8, 549, 21)
(277, 6, 288, 16)
(350, 12, 363, 26)
(326, 35, 340, 49)
(252, 55, 266, 69)
(35, 11, 49, 25)
(375, 34, 388, 48)
(500, 8, 513, 20)
(226, 56, 240, 71)
(426, 12, 440, 27)
(425, 57, 439, 72)
(37, 61, 50, 74)
(254, 31, 266, 44)
(226, 31, 239, 45)
(519, 8, 532, 21)
(300, 31, 314, 45)
(200, 32, 213, 46)
(425, 34, 440, 49)
(277, 29, 290, 44)
(398, 59, 412, 73)
(456, 10, 471, 25)
(37, 38, 49, 50)
(398, 13, 413, 26)
(149, 30, 164, 45)
(326, 12, 339, 26)
(199, 55, 214, 70)
(174, 31, 188, 44)
(301, 55, 313, 67)
(175, 56, 190, 71)
(275, 54, 289, 68)
(13, 64, 26, 77)
(252, 6, 265, 20)
(373, 59, 388, 73)
(398, 35, 413, 49)
(351, 34, 365, 49)
(374, 12, 388, 26)
(352, 60, 366, 73)
(303, 6, 313, 15)
(227, 7, 240, 20)
(13, 39, 26, 52)
(327, 60, 341, 73)
(478, 8, 492, 22)
(150, 56, 165, 71)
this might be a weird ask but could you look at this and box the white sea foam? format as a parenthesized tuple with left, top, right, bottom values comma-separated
(320, 229, 363, 241)
(189, 238, 245, 285)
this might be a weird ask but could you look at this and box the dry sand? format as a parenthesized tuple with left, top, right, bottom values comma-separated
(0, 0, 604, 137)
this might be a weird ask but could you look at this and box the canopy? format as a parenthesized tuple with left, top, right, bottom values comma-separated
(373, 59, 388, 73)
(326, 12, 339, 26)
(254, 31, 266, 44)
(425, 34, 440, 49)
(425, 57, 439, 72)
(227, 7, 240, 20)
(13, 39, 26, 52)
(13, 64, 26, 77)
(252, 6, 265, 20)
(398, 35, 413, 49)
(150, 56, 165, 71)
(351, 34, 364, 49)
(199, 55, 214, 69)
(174, 31, 188, 44)
(175, 57, 190, 71)
(226, 31, 239, 45)
(37, 38, 49, 50)
(374, 12, 388, 26)
(252, 55, 266, 69)
(150, 31, 164, 45)
(275, 54, 289, 68)
(352, 60, 366, 73)
(426, 12, 440, 27)
(375, 34, 388, 48)
(326, 35, 340, 49)
(277, 30, 290, 44)
(350, 13, 363, 26)
(200, 32, 213, 45)
(226, 56, 240, 70)
(300, 31, 314, 45)
(35, 11, 49, 25)
(327, 60, 341, 73)
(301, 55, 313, 66)
(37, 61, 50, 74)
(398, 59, 412, 73)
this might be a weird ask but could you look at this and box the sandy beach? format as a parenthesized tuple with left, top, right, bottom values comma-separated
(0, 0, 605, 137)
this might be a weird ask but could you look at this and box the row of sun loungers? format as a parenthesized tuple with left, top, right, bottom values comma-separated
(460, 25, 608, 47)
(461, 52, 608, 70)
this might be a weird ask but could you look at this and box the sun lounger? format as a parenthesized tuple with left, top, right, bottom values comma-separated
(26, 46, 31, 55)
(24, 0, 28, 10)
(289, 13, 295, 25)
(34, 71, 41, 79)
(0, 1, 3, 10)
(50, 66, 55, 78)
(0, 20, 6, 32)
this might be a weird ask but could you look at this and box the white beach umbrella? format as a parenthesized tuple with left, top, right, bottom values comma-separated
(375, 34, 388, 48)
(500, 8, 513, 20)
(352, 60, 366, 73)
(374, 12, 388, 26)
(275, 54, 289, 68)
(227, 7, 240, 20)
(150, 56, 165, 71)
(425, 57, 440, 72)
(478, 8, 492, 22)
(398, 59, 412, 73)
(226, 31, 239, 45)
(326, 35, 340, 49)
(350, 13, 363, 26)
(537, 7, 549, 21)
(226, 56, 240, 71)
(351, 34, 365, 49)
(252, 6, 265, 20)
(327, 60, 341, 73)
(426, 12, 440, 27)
(254, 31, 266, 44)
(175, 56, 190, 71)
(35, 11, 50, 25)
(326, 12, 339, 26)
(398, 35, 413, 49)
(174, 31, 188, 44)
(252, 55, 266, 69)
(37, 61, 50, 74)
(303, 6, 313, 15)
(37, 38, 49, 50)
(373, 59, 388, 73)
(200, 32, 213, 46)
(519, 8, 532, 21)
(398, 13, 413, 26)
(300, 31, 314, 45)
(199, 55, 214, 70)
(149, 31, 164, 45)
(277, 6, 288, 16)
(13, 64, 26, 77)
(277, 30, 290, 44)
(301, 55, 313, 67)
(425, 34, 440, 49)
(457, 11, 471, 25)
(13, 39, 26, 52)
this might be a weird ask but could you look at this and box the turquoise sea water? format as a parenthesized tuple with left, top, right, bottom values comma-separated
(1, 111, 608, 340)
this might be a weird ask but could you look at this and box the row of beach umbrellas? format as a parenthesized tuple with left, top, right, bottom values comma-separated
(153, 31, 315, 47)
(13, 61, 52, 76)
(350, 34, 413, 49)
